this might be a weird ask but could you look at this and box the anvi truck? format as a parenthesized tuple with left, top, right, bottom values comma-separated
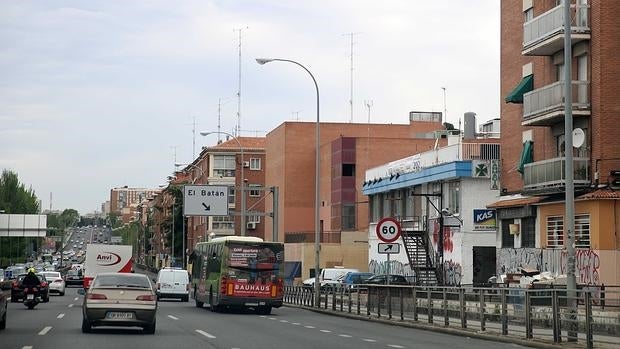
(83, 244, 133, 289)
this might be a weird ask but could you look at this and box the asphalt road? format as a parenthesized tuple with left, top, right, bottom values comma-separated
(0, 277, 532, 349)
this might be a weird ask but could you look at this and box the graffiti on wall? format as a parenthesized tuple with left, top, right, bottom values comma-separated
(431, 219, 455, 252)
(496, 248, 541, 275)
(443, 260, 462, 286)
(368, 259, 415, 277)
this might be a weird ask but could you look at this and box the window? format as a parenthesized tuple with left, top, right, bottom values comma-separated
(405, 189, 414, 219)
(249, 158, 261, 170)
(213, 155, 236, 177)
(341, 204, 355, 230)
(248, 184, 261, 197)
(370, 195, 381, 223)
(447, 181, 460, 215)
(501, 219, 514, 248)
(212, 216, 233, 230)
(342, 164, 355, 177)
(547, 216, 564, 248)
(228, 188, 235, 204)
(524, 8, 534, 22)
(575, 214, 590, 248)
(521, 217, 536, 248)
(382, 193, 391, 218)
(556, 63, 565, 82)
(247, 212, 261, 224)
(392, 190, 403, 218)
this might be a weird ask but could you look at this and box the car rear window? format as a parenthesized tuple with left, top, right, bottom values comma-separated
(93, 274, 151, 289)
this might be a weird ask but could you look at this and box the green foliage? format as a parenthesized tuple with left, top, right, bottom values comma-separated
(108, 212, 122, 229)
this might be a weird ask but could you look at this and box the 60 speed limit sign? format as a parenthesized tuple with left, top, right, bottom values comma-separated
(376, 217, 401, 243)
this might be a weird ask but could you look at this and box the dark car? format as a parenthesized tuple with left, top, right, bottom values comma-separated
(340, 272, 375, 289)
(0, 281, 8, 330)
(11, 274, 50, 303)
(364, 274, 410, 286)
(65, 269, 84, 287)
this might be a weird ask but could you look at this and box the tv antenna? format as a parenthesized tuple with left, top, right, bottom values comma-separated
(234, 26, 249, 137)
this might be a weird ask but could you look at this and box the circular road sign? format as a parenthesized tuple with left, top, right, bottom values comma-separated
(376, 217, 402, 243)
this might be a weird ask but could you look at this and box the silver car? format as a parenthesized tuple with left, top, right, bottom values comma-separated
(81, 273, 157, 333)
(40, 271, 65, 296)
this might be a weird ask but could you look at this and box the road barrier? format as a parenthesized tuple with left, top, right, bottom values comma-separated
(284, 284, 620, 348)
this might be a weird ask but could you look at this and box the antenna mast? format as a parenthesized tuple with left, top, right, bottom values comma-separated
(192, 116, 196, 160)
(235, 27, 249, 137)
(218, 98, 222, 143)
(442, 87, 447, 125)
(345, 32, 360, 123)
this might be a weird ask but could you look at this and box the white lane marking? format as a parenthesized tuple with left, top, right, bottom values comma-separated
(292, 322, 301, 325)
(259, 315, 267, 318)
(279, 320, 288, 323)
(304, 325, 315, 329)
(362, 339, 377, 342)
(167, 315, 179, 320)
(38, 326, 53, 335)
(22, 346, 33, 349)
(320, 329, 331, 333)
(74, 297, 79, 301)
(57, 313, 65, 319)
(339, 334, 352, 338)
(388, 345, 405, 349)
(195, 329, 216, 339)
(268, 317, 276, 320)
(68, 304, 74, 308)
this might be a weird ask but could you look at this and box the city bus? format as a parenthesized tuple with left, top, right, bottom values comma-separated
(190, 236, 284, 314)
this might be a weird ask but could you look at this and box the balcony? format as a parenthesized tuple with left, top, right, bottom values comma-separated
(522, 80, 590, 126)
(523, 157, 590, 195)
(523, 3, 590, 56)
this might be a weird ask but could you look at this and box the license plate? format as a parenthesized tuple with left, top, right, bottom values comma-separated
(245, 302, 259, 306)
(27, 294, 34, 300)
(106, 312, 134, 319)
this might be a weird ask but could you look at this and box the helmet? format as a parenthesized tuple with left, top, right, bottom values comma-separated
(28, 267, 36, 274)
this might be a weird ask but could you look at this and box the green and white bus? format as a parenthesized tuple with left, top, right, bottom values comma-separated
(190, 236, 284, 314)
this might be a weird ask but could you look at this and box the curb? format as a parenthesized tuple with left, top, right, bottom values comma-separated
(285, 304, 586, 349)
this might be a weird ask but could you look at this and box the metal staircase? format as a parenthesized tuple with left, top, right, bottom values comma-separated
(400, 217, 442, 285)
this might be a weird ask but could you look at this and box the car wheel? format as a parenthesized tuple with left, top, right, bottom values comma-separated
(194, 288, 204, 308)
(10, 297, 18, 303)
(256, 306, 272, 315)
(0, 306, 6, 330)
(43, 296, 50, 303)
(81, 317, 91, 333)
(143, 320, 156, 334)
(59, 291, 65, 296)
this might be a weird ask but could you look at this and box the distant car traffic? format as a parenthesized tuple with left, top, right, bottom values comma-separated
(65, 269, 84, 287)
(81, 273, 157, 334)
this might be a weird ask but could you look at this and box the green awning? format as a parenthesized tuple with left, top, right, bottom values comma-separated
(517, 140, 533, 174)
(505, 74, 533, 104)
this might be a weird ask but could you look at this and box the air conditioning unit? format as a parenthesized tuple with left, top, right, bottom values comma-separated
(246, 222, 256, 230)
(243, 161, 250, 168)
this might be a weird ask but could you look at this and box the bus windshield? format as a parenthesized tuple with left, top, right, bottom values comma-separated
(228, 243, 281, 270)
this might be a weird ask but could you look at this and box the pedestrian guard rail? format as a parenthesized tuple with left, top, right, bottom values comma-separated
(284, 284, 620, 349)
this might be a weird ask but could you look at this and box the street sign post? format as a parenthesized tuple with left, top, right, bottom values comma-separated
(378, 243, 400, 254)
(375, 217, 402, 286)
(183, 185, 229, 216)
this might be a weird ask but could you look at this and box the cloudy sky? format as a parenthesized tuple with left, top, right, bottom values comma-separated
(0, 0, 500, 214)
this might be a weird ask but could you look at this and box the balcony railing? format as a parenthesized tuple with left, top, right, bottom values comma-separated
(523, 157, 590, 193)
(523, 3, 590, 56)
(523, 80, 590, 126)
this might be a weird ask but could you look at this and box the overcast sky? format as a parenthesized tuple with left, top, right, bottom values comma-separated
(0, 0, 500, 214)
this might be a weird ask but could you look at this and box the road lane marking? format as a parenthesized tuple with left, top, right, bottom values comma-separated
(195, 329, 216, 339)
(259, 315, 267, 318)
(339, 334, 352, 338)
(279, 320, 288, 323)
(292, 322, 301, 325)
(38, 326, 53, 335)
(268, 317, 276, 320)
(388, 345, 405, 349)
(22, 346, 33, 349)
(68, 304, 74, 308)
(168, 315, 179, 320)
(362, 339, 377, 342)
(74, 297, 79, 301)
(304, 325, 315, 329)
(57, 313, 65, 319)
(320, 329, 331, 333)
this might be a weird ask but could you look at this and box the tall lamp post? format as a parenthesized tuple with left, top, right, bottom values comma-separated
(255, 57, 321, 307)
(199, 131, 246, 237)
(175, 162, 206, 268)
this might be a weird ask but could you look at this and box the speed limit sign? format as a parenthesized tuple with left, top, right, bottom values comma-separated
(376, 217, 401, 243)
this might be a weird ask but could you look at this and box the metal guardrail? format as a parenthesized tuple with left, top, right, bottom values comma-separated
(284, 284, 620, 348)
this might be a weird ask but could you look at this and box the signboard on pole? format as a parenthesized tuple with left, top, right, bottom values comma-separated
(183, 185, 229, 216)
(375, 217, 401, 243)
(378, 243, 400, 254)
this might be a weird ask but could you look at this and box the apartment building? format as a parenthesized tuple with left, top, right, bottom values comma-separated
(109, 186, 158, 224)
(495, 0, 620, 285)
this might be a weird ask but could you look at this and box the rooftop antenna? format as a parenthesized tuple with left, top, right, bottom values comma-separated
(364, 100, 373, 174)
(344, 32, 360, 123)
(218, 98, 222, 143)
(234, 26, 249, 137)
(192, 116, 196, 160)
(291, 110, 302, 121)
(170, 146, 178, 173)
(441, 86, 447, 125)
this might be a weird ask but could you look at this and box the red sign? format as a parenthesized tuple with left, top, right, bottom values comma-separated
(230, 280, 273, 297)
(376, 217, 401, 243)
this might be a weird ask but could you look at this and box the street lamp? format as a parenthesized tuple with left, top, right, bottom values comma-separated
(255, 57, 321, 307)
(200, 131, 246, 237)
(174, 163, 206, 268)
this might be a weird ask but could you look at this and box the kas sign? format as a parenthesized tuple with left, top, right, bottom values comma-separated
(473, 209, 497, 231)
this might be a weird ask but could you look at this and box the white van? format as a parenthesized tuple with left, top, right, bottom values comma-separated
(319, 268, 359, 287)
(156, 267, 190, 302)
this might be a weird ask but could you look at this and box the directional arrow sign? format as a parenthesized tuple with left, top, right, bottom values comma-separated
(183, 185, 229, 216)
(378, 243, 400, 254)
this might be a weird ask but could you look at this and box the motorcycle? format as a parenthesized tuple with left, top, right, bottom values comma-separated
(23, 287, 41, 310)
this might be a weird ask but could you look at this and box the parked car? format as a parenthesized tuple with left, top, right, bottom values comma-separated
(65, 269, 84, 287)
(11, 274, 50, 303)
(364, 274, 410, 286)
(155, 267, 189, 302)
(0, 280, 8, 330)
(81, 272, 157, 334)
(40, 271, 66, 296)
(339, 272, 375, 289)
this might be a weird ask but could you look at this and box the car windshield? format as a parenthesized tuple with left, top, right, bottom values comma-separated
(93, 274, 151, 289)
(42, 272, 61, 279)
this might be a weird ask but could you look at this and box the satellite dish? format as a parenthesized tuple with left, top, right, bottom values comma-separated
(572, 128, 585, 148)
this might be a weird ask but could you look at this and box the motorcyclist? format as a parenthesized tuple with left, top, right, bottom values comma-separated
(22, 267, 41, 289)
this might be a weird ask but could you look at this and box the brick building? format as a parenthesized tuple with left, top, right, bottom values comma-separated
(494, 0, 620, 285)
(109, 186, 158, 224)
